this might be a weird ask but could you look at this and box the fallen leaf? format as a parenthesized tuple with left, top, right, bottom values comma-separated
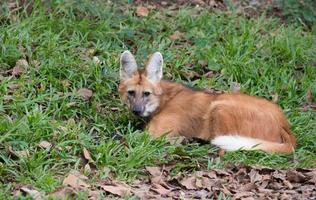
(195, 177, 204, 189)
(92, 56, 100, 65)
(146, 166, 164, 184)
(38, 140, 52, 150)
(48, 187, 75, 199)
(230, 82, 241, 93)
(146, 166, 161, 177)
(186, 71, 201, 79)
(204, 70, 217, 78)
(150, 183, 170, 195)
(286, 170, 307, 183)
(66, 102, 76, 107)
(88, 190, 102, 200)
(180, 176, 196, 190)
(63, 173, 90, 189)
(83, 147, 94, 163)
(268, 181, 283, 190)
(8, 83, 19, 91)
(218, 149, 225, 157)
(239, 182, 256, 191)
(234, 191, 254, 199)
(170, 31, 185, 41)
(198, 60, 208, 67)
(249, 168, 262, 183)
(20, 187, 44, 200)
(12, 67, 24, 76)
(61, 80, 71, 88)
(161, 1, 168, 6)
(84, 163, 92, 174)
(8, 146, 30, 158)
(213, 169, 231, 176)
(283, 180, 293, 189)
(136, 6, 149, 17)
(110, 107, 119, 112)
(86, 48, 96, 56)
(77, 88, 93, 100)
(31, 60, 41, 68)
(305, 89, 313, 104)
(100, 183, 130, 196)
(272, 92, 279, 103)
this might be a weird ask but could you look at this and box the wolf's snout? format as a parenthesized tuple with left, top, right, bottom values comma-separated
(132, 106, 143, 116)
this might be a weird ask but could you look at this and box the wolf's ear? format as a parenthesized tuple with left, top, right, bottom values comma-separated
(146, 52, 163, 83)
(120, 50, 138, 81)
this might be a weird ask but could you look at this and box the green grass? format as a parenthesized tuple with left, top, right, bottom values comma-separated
(0, 0, 315, 198)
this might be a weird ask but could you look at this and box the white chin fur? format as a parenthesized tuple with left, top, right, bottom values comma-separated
(143, 102, 158, 117)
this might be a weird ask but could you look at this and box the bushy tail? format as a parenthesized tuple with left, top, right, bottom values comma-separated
(211, 132, 295, 153)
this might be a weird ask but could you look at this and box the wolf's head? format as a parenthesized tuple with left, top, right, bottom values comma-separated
(118, 51, 163, 117)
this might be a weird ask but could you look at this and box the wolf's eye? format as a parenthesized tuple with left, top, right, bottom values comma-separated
(143, 91, 151, 97)
(127, 90, 135, 96)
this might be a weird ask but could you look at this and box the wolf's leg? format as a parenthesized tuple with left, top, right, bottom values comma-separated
(147, 115, 181, 138)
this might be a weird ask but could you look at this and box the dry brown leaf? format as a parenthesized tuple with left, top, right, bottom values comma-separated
(12, 59, 28, 76)
(234, 191, 254, 199)
(198, 60, 208, 67)
(180, 176, 196, 190)
(286, 170, 307, 183)
(110, 107, 119, 112)
(84, 163, 92, 174)
(20, 187, 44, 200)
(63, 174, 90, 189)
(195, 177, 204, 189)
(272, 92, 279, 103)
(77, 88, 93, 100)
(146, 166, 161, 177)
(8, 83, 19, 91)
(239, 182, 256, 191)
(170, 31, 185, 41)
(136, 6, 149, 17)
(66, 102, 76, 107)
(92, 56, 100, 65)
(38, 140, 52, 150)
(83, 147, 94, 163)
(269, 181, 283, 190)
(100, 184, 130, 197)
(249, 168, 262, 183)
(204, 70, 216, 78)
(48, 187, 75, 199)
(218, 149, 225, 157)
(230, 82, 241, 93)
(31, 60, 41, 68)
(88, 190, 102, 200)
(61, 80, 71, 88)
(220, 184, 232, 195)
(305, 89, 313, 104)
(86, 48, 96, 56)
(12, 66, 25, 76)
(8, 146, 30, 158)
(150, 183, 170, 195)
(213, 168, 231, 176)
(283, 180, 293, 189)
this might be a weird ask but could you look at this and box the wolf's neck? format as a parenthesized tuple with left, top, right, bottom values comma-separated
(154, 81, 187, 110)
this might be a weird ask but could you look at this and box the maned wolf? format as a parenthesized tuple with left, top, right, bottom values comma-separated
(118, 50, 296, 153)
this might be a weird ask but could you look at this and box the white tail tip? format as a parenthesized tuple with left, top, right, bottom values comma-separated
(211, 135, 264, 151)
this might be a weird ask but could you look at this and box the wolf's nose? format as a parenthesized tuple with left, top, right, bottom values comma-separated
(132, 109, 142, 116)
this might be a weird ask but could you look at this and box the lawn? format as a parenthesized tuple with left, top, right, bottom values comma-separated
(0, 0, 315, 198)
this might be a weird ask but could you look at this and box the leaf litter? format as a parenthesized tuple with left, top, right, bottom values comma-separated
(42, 165, 316, 199)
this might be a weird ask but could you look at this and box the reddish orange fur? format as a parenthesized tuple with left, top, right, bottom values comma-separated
(118, 55, 296, 153)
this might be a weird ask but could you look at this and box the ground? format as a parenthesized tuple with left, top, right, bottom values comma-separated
(0, 0, 315, 199)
